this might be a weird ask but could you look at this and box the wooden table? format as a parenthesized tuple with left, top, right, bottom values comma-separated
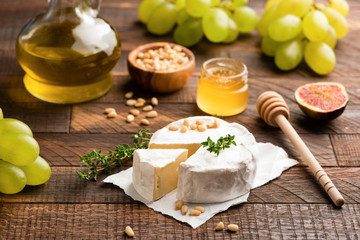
(1, 0, 359, 238)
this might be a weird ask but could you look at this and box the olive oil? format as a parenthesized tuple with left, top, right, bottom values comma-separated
(196, 58, 248, 116)
(16, 11, 121, 103)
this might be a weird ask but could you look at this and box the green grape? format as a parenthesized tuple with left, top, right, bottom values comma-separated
(174, 18, 203, 47)
(0, 160, 26, 194)
(323, 25, 337, 49)
(0, 118, 33, 137)
(211, 0, 220, 7)
(0, 108, 3, 119)
(202, 8, 229, 43)
(304, 41, 336, 75)
(19, 156, 51, 186)
(147, 2, 177, 35)
(276, 0, 313, 18)
(185, 0, 211, 17)
(175, 0, 185, 9)
(177, 8, 192, 24)
(302, 10, 329, 42)
(138, 0, 165, 24)
(268, 14, 302, 42)
(232, 6, 258, 33)
(265, 0, 282, 10)
(257, 1, 280, 37)
(261, 34, 281, 57)
(322, 8, 348, 38)
(0, 133, 39, 166)
(223, 17, 239, 43)
(275, 39, 303, 71)
(328, 0, 349, 17)
(230, 0, 248, 10)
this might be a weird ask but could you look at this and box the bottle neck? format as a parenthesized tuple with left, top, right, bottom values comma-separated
(47, 0, 101, 17)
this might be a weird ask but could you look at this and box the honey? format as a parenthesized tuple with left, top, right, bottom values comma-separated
(16, 7, 121, 104)
(196, 58, 248, 116)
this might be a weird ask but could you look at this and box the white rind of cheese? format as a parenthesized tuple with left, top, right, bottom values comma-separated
(132, 149, 188, 202)
(149, 116, 257, 203)
(177, 143, 255, 203)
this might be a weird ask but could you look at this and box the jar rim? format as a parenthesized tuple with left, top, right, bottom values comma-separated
(202, 57, 248, 79)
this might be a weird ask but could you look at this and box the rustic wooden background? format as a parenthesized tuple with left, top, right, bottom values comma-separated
(0, 0, 359, 239)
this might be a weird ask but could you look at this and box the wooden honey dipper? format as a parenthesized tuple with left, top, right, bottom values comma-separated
(256, 91, 345, 207)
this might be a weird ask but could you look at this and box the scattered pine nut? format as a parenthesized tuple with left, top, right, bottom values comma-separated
(196, 120, 205, 125)
(124, 91, 134, 99)
(107, 111, 117, 118)
(194, 206, 205, 213)
(214, 119, 221, 128)
(126, 99, 137, 106)
(169, 125, 179, 131)
(190, 209, 201, 216)
(175, 200, 184, 210)
(190, 123, 197, 130)
(197, 125, 206, 132)
(125, 226, 134, 237)
(134, 101, 145, 108)
(104, 108, 116, 114)
(143, 105, 153, 111)
(146, 110, 158, 118)
(181, 205, 188, 215)
(183, 119, 190, 127)
(129, 109, 140, 116)
(140, 119, 150, 126)
(151, 97, 159, 106)
(180, 125, 188, 133)
(137, 98, 146, 104)
(126, 114, 135, 123)
(227, 224, 239, 232)
(215, 222, 224, 231)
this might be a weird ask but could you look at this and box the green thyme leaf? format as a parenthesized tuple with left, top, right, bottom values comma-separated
(201, 134, 237, 156)
(77, 129, 153, 181)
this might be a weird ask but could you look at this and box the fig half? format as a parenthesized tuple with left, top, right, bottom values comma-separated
(294, 82, 349, 121)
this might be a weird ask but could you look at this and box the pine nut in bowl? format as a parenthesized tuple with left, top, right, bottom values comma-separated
(127, 42, 195, 93)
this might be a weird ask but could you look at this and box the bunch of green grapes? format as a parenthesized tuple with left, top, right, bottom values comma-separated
(258, 0, 349, 75)
(138, 0, 258, 46)
(0, 108, 51, 194)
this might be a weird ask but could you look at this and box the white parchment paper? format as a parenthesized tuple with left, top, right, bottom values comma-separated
(103, 142, 298, 228)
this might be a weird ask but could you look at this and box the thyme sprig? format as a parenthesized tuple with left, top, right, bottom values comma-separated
(76, 129, 153, 181)
(201, 134, 237, 156)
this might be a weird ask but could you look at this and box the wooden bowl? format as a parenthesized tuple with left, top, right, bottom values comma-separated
(127, 42, 195, 93)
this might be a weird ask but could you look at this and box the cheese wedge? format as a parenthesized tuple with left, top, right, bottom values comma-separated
(132, 149, 188, 202)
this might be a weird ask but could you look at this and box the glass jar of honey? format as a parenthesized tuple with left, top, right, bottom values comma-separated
(16, 0, 121, 104)
(196, 58, 248, 116)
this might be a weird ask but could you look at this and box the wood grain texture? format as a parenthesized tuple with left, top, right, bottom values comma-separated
(331, 134, 360, 167)
(70, 102, 360, 135)
(34, 132, 338, 167)
(0, 203, 359, 239)
(1, 167, 358, 204)
(1, 0, 360, 237)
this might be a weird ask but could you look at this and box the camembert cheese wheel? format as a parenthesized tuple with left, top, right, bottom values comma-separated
(149, 116, 257, 203)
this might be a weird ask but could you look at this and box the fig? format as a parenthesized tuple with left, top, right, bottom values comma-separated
(294, 82, 349, 121)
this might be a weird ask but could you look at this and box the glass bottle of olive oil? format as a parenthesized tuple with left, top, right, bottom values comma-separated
(16, 0, 121, 104)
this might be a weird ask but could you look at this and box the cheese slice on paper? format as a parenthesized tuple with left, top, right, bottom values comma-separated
(132, 149, 188, 202)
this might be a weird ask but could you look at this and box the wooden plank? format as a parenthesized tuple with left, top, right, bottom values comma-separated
(0, 102, 70, 133)
(70, 102, 360, 134)
(0, 50, 23, 75)
(0, 203, 359, 239)
(1, 167, 358, 204)
(34, 133, 337, 167)
(331, 134, 360, 167)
